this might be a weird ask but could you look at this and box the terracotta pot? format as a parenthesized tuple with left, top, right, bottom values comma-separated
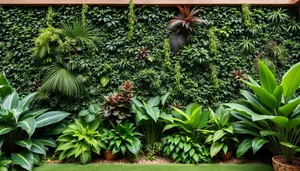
(104, 150, 118, 160)
(272, 156, 300, 171)
(220, 151, 233, 161)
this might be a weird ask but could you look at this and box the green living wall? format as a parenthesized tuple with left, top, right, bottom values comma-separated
(0, 5, 299, 113)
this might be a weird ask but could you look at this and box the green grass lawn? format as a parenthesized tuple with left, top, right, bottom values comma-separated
(34, 164, 273, 171)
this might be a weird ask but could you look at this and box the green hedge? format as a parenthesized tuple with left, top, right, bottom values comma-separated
(0, 5, 299, 112)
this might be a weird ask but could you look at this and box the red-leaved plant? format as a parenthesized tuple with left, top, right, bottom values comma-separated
(168, 6, 208, 53)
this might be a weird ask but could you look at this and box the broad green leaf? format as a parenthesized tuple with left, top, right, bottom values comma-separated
(285, 118, 300, 131)
(144, 104, 160, 122)
(210, 142, 223, 157)
(135, 110, 149, 125)
(36, 111, 69, 128)
(38, 138, 56, 148)
(186, 103, 200, 116)
(223, 145, 228, 154)
(15, 139, 32, 150)
(240, 90, 271, 115)
(0, 125, 14, 135)
(88, 104, 100, 113)
(232, 124, 260, 137)
(213, 130, 226, 142)
(0, 73, 13, 99)
(20, 109, 48, 120)
(100, 76, 109, 87)
(46, 123, 67, 135)
(18, 92, 37, 110)
(236, 138, 253, 158)
(10, 109, 22, 122)
(11, 151, 34, 171)
(183, 143, 191, 152)
(282, 62, 300, 99)
(252, 137, 268, 153)
(171, 107, 190, 120)
(251, 115, 289, 127)
(147, 96, 160, 107)
(280, 142, 298, 149)
(161, 92, 171, 106)
(78, 109, 89, 116)
(126, 137, 141, 155)
(89, 119, 100, 131)
(259, 130, 281, 138)
(247, 76, 260, 87)
(279, 97, 300, 117)
(223, 125, 234, 134)
(2, 91, 19, 110)
(84, 114, 95, 123)
(31, 139, 46, 155)
(258, 60, 278, 93)
(17, 117, 36, 137)
(159, 112, 173, 123)
(273, 85, 284, 106)
(132, 98, 144, 112)
(205, 135, 213, 144)
(33, 153, 41, 165)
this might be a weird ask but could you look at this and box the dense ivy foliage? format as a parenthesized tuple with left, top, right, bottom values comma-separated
(0, 5, 299, 113)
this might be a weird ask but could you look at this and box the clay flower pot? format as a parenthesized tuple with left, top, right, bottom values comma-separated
(272, 156, 300, 171)
(104, 150, 118, 160)
(220, 151, 233, 161)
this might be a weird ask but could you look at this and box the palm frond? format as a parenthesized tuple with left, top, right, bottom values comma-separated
(169, 32, 187, 53)
(60, 19, 98, 50)
(40, 65, 86, 96)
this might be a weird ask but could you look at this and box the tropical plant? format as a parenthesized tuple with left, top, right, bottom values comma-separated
(163, 103, 210, 143)
(225, 60, 300, 164)
(238, 37, 256, 53)
(161, 134, 211, 164)
(287, 19, 300, 32)
(0, 75, 69, 171)
(60, 19, 98, 50)
(135, 46, 150, 60)
(131, 92, 172, 145)
(56, 119, 104, 164)
(0, 73, 13, 100)
(180, 45, 210, 66)
(102, 81, 135, 123)
(168, 6, 208, 53)
(101, 122, 142, 156)
(0, 150, 12, 171)
(204, 106, 239, 157)
(78, 104, 101, 124)
(144, 142, 162, 161)
(40, 65, 87, 97)
(267, 8, 289, 23)
(127, 0, 135, 40)
(242, 4, 252, 27)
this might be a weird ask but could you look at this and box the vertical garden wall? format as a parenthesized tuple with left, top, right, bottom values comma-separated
(0, 5, 299, 112)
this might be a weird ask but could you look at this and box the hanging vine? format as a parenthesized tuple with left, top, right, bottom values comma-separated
(163, 39, 171, 70)
(82, 4, 88, 26)
(242, 4, 252, 27)
(128, 0, 135, 40)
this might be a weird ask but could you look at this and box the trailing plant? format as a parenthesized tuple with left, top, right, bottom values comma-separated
(209, 64, 219, 88)
(174, 62, 182, 93)
(128, 0, 135, 40)
(131, 92, 172, 145)
(208, 27, 218, 55)
(163, 39, 171, 70)
(164, 103, 210, 142)
(81, 4, 88, 26)
(102, 81, 135, 123)
(161, 134, 211, 164)
(0, 74, 69, 171)
(56, 119, 104, 164)
(101, 122, 142, 156)
(225, 60, 300, 164)
(242, 4, 251, 27)
(168, 6, 208, 53)
(204, 106, 239, 157)
(46, 7, 56, 27)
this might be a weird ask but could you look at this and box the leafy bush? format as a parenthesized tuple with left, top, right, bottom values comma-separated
(132, 92, 172, 145)
(144, 142, 163, 161)
(162, 134, 211, 164)
(0, 150, 12, 171)
(78, 104, 101, 124)
(56, 119, 104, 164)
(225, 60, 300, 164)
(164, 103, 210, 142)
(204, 106, 239, 157)
(102, 82, 135, 123)
(101, 122, 142, 156)
(0, 74, 69, 171)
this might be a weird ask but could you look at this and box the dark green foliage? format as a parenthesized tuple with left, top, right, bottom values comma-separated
(144, 142, 163, 161)
(0, 6, 299, 114)
(101, 122, 142, 156)
(128, 0, 135, 40)
(161, 134, 211, 164)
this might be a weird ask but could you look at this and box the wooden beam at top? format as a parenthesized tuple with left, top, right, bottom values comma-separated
(0, 0, 297, 6)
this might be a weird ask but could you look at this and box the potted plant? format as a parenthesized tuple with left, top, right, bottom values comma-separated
(204, 106, 239, 161)
(101, 122, 142, 160)
(225, 60, 300, 170)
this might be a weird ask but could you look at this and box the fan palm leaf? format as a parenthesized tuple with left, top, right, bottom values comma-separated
(60, 19, 98, 50)
(40, 65, 86, 96)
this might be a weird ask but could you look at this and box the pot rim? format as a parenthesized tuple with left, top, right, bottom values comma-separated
(272, 156, 300, 168)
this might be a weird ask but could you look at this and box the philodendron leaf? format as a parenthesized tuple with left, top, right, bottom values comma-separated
(36, 111, 69, 128)
(17, 117, 36, 137)
(236, 138, 253, 158)
(144, 104, 160, 122)
(147, 96, 161, 107)
(11, 151, 34, 171)
(100, 76, 109, 87)
(210, 142, 224, 157)
(252, 137, 268, 153)
(78, 109, 89, 116)
(258, 60, 278, 93)
(281, 62, 300, 100)
(161, 92, 171, 106)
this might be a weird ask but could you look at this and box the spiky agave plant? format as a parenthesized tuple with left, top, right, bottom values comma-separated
(168, 6, 208, 53)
